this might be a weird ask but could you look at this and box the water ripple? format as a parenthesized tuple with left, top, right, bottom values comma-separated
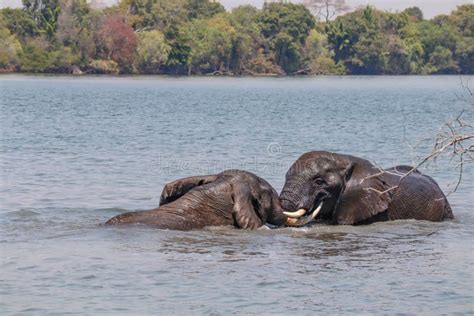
(0, 76, 473, 314)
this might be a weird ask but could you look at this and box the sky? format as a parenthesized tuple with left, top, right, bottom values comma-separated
(0, 0, 472, 18)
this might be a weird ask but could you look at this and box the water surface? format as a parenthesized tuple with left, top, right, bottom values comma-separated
(1, 76, 473, 314)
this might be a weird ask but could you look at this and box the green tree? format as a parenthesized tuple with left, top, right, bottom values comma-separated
(23, 0, 61, 38)
(448, 5, 474, 74)
(327, 6, 388, 74)
(448, 4, 474, 37)
(19, 38, 51, 72)
(456, 36, 474, 74)
(127, 0, 156, 30)
(303, 29, 345, 74)
(187, 0, 225, 20)
(188, 14, 235, 74)
(385, 35, 411, 74)
(136, 30, 171, 73)
(0, 26, 22, 70)
(423, 46, 459, 74)
(55, 0, 96, 68)
(258, 3, 315, 73)
(227, 5, 263, 74)
(48, 45, 81, 72)
(164, 25, 192, 74)
(403, 7, 423, 22)
(0, 0, 471, 75)
(398, 23, 424, 73)
(417, 20, 461, 73)
(0, 8, 39, 38)
(152, 0, 188, 30)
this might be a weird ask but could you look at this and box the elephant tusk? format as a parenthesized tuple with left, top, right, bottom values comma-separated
(285, 202, 323, 227)
(286, 218, 298, 225)
(310, 202, 323, 220)
(283, 208, 307, 218)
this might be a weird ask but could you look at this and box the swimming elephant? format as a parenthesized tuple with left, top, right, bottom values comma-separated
(280, 151, 453, 225)
(106, 169, 304, 230)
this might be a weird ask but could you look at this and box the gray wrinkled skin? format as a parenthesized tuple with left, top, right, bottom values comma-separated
(106, 170, 287, 230)
(280, 151, 453, 225)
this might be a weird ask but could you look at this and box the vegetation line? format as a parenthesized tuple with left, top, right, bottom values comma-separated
(0, 0, 472, 75)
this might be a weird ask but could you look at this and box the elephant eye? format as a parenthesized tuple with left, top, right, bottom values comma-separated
(314, 178, 326, 186)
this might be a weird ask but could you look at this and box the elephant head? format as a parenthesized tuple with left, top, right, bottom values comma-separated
(280, 151, 392, 225)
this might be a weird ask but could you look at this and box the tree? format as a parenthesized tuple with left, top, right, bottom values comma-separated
(417, 20, 461, 73)
(258, 3, 315, 73)
(145, 0, 191, 74)
(127, 0, 155, 30)
(273, 32, 301, 73)
(48, 45, 80, 72)
(385, 34, 411, 74)
(448, 4, 474, 37)
(227, 5, 263, 74)
(350, 31, 387, 74)
(56, 0, 90, 46)
(187, 0, 225, 20)
(398, 22, 424, 73)
(53, 0, 96, 69)
(136, 30, 171, 73)
(403, 7, 423, 22)
(302, 29, 345, 74)
(303, 0, 350, 22)
(243, 48, 284, 75)
(259, 3, 315, 45)
(424, 46, 459, 74)
(456, 36, 474, 74)
(163, 24, 192, 74)
(0, 0, 472, 75)
(188, 14, 236, 74)
(327, 6, 388, 74)
(19, 37, 51, 72)
(0, 27, 22, 71)
(22, 0, 61, 38)
(98, 15, 137, 71)
(0, 8, 39, 38)
(152, 0, 188, 31)
(448, 5, 474, 74)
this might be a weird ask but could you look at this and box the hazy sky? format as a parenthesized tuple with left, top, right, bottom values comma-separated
(0, 0, 471, 18)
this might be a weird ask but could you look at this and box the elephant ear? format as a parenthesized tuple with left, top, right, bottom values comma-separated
(231, 182, 264, 230)
(333, 174, 392, 225)
(159, 175, 218, 206)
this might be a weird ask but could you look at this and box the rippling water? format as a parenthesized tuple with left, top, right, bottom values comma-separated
(1, 75, 473, 314)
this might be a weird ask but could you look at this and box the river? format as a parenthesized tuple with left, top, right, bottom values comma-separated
(1, 75, 473, 314)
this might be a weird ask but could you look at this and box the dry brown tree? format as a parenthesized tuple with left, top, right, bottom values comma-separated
(303, 0, 350, 22)
(417, 79, 474, 193)
(364, 78, 473, 195)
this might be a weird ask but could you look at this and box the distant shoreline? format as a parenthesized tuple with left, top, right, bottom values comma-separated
(2, 3, 472, 77)
(0, 72, 470, 78)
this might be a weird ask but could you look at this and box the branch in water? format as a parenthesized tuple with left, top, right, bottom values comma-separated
(363, 79, 473, 196)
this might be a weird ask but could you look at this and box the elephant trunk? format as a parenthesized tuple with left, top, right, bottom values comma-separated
(266, 197, 289, 227)
(280, 182, 303, 211)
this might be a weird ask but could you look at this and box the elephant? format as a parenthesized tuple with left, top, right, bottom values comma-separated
(280, 151, 454, 225)
(106, 169, 305, 230)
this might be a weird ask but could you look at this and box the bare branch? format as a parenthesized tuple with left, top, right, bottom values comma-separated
(303, 0, 350, 22)
(362, 79, 473, 196)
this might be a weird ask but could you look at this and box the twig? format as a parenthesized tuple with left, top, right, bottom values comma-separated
(363, 79, 473, 196)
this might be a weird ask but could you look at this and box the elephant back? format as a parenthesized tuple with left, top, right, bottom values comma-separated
(386, 170, 453, 221)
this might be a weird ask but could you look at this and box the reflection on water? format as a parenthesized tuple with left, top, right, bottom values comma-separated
(1, 76, 473, 314)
